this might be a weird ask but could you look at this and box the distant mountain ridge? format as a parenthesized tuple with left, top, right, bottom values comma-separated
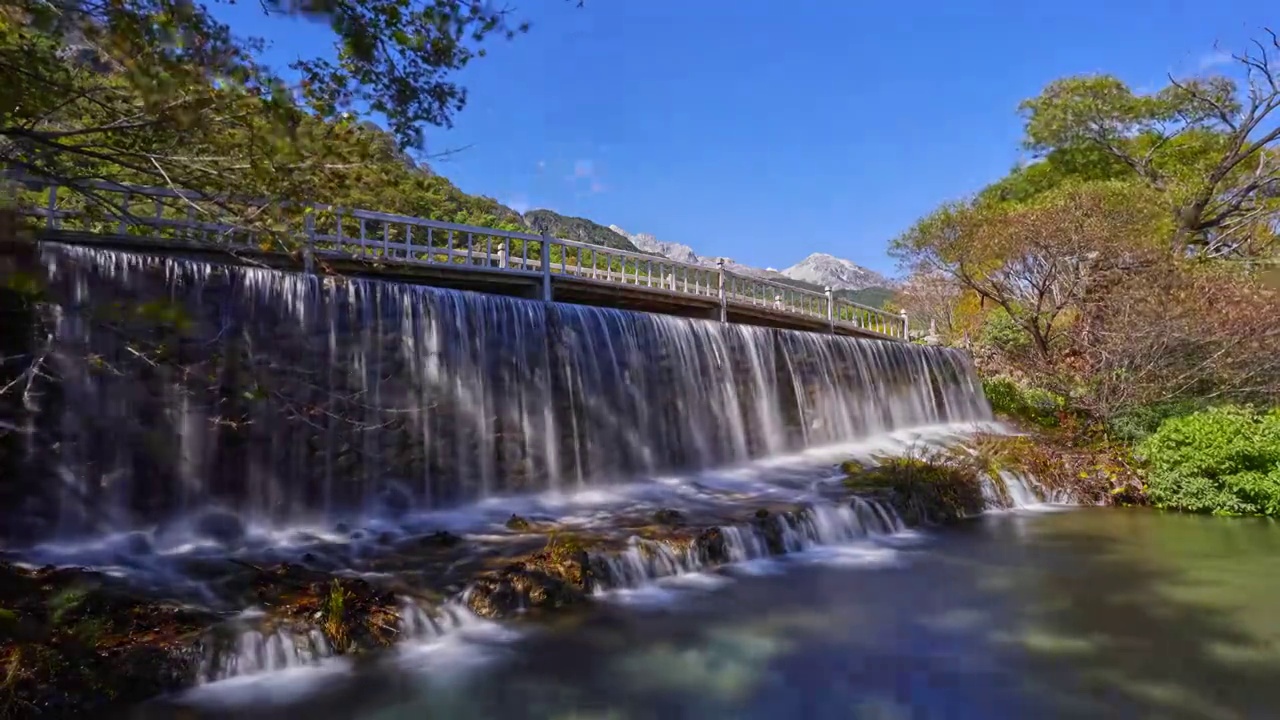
(491, 204, 895, 308)
(608, 225, 890, 294)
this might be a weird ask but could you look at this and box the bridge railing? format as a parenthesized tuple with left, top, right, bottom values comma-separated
(7, 174, 908, 339)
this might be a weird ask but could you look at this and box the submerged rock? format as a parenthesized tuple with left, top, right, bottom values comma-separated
(191, 510, 247, 547)
(504, 514, 532, 531)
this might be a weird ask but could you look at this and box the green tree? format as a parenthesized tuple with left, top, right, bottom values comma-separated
(1015, 35, 1280, 257)
(0, 0, 566, 200)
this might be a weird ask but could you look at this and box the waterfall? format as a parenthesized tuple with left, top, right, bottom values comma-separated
(7, 244, 992, 542)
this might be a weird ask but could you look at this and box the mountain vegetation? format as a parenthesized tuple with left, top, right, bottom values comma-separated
(891, 31, 1280, 516)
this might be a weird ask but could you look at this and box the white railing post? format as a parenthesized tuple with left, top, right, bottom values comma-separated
(899, 309, 909, 340)
(540, 231, 553, 302)
(716, 257, 727, 323)
(497, 242, 508, 269)
(825, 286, 834, 332)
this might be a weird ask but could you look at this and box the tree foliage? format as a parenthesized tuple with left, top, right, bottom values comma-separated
(0, 0, 558, 209)
(892, 29, 1280, 429)
(1011, 37, 1280, 258)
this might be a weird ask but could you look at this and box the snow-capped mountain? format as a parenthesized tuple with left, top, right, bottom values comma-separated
(608, 226, 887, 291)
(780, 253, 887, 291)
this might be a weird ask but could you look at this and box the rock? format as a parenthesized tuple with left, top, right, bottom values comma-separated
(505, 514, 532, 531)
(694, 527, 729, 564)
(375, 483, 414, 519)
(464, 535, 597, 619)
(334, 522, 351, 534)
(191, 510, 246, 546)
(652, 508, 684, 526)
(120, 531, 154, 556)
(0, 562, 215, 715)
(409, 530, 461, 549)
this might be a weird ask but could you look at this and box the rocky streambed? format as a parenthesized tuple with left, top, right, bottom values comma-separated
(0, 442, 1040, 718)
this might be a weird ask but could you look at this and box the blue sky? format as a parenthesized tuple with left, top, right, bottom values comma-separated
(216, 0, 1272, 277)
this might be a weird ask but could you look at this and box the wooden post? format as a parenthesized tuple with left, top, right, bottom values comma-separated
(716, 257, 727, 323)
(540, 231, 553, 302)
(825, 286, 834, 332)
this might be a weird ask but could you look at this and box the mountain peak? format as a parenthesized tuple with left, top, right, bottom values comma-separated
(604, 226, 887, 293)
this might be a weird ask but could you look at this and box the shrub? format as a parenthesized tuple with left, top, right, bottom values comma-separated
(1106, 399, 1203, 443)
(982, 376, 1065, 428)
(978, 308, 1030, 354)
(1137, 406, 1280, 516)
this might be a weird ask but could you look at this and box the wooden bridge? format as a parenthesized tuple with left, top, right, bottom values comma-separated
(9, 176, 909, 341)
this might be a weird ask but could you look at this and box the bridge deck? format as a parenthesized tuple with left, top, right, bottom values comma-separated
(12, 176, 908, 342)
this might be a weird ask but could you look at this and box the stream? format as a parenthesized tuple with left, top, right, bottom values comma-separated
(136, 508, 1280, 720)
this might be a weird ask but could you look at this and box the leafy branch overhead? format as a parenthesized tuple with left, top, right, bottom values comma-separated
(0, 0, 574, 205)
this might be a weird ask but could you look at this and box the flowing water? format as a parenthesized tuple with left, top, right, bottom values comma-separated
(11, 245, 1277, 718)
(137, 509, 1280, 720)
(7, 244, 988, 544)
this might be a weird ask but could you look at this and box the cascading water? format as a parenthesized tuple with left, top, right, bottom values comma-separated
(7, 244, 993, 543)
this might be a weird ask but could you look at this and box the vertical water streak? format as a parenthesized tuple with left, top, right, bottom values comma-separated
(15, 244, 992, 541)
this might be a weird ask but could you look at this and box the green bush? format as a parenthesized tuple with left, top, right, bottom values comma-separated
(978, 309, 1030, 354)
(1107, 399, 1203, 443)
(982, 376, 1064, 428)
(1137, 406, 1280, 517)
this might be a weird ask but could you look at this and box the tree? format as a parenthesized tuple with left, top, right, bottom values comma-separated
(0, 0, 556, 201)
(893, 270, 964, 341)
(1016, 31, 1280, 258)
(892, 181, 1165, 360)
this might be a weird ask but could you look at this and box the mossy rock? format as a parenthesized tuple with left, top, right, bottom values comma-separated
(243, 563, 400, 653)
(0, 563, 215, 717)
(464, 533, 603, 619)
(842, 453, 986, 525)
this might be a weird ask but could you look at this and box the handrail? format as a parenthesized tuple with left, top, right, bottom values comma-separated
(5, 173, 909, 340)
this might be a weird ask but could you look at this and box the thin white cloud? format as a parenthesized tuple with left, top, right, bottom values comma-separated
(590, 180, 606, 194)
(572, 159, 595, 179)
(536, 160, 547, 172)
(1198, 49, 1234, 71)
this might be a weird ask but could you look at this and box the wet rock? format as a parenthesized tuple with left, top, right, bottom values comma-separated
(375, 482, 413, 519)
(652, 508, 684, 526)
(843, 454, 985, 525)
(751, 513, 787, 555)
(694, 527, 729, 564)
(0, 562, 215, 716)
(465, 535, 597, 619)
(244, 563, 400, 654)
(121, 531, 154, 556)
(334, 522, 351, 534)
(505, 514, 532, 532)
(191, 510, 246, 546)
(420, 530, 462, 548)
